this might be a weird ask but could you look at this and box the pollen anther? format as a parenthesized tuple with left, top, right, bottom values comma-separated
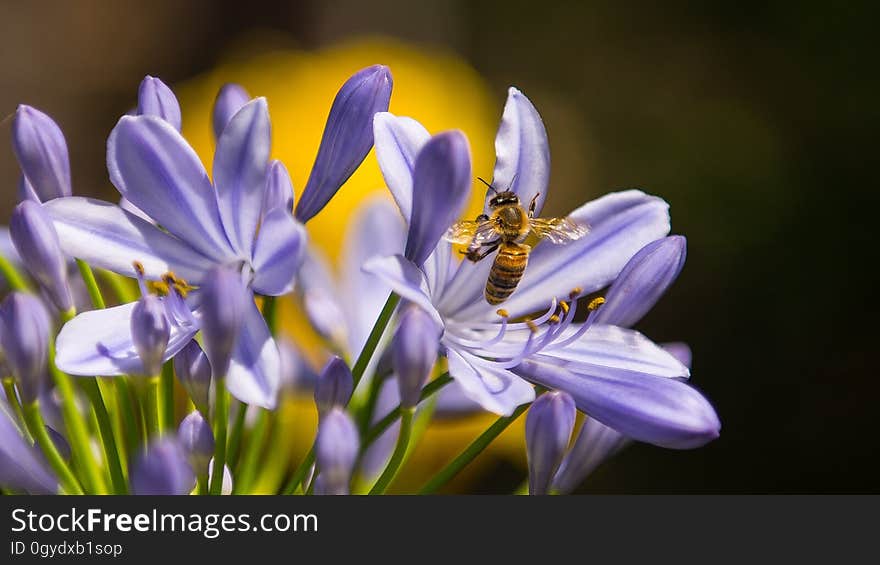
(588, 297, 606, 311)
(496, 309, 509, 318)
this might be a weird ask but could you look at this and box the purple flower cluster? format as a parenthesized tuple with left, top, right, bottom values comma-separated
(0, 63, 717, 496)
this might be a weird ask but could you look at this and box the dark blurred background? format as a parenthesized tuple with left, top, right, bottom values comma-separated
(1, 0, 876, 492)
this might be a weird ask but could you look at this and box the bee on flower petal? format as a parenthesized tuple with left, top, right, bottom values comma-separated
(444, 178, 590, 305)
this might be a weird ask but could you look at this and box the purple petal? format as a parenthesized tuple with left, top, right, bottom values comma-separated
(526, 391, 576, 495)
(461, 190, 671, 320)
(54, 301, 198, 376)
(393, 304, 441, 408)
(225, 299, 281, 409)
(0, 293, 51, 403)
(314, 408, 359, 495)
(131, 438, 194, 495)
(489, 88, 550, 216)
(212, 83, 250, 140)
(295, 65, 393, 222)
(446, 349, 535, 416)
(314, 356, 354, 415)
(405, 131, 472, 266)
(432, 379, 486, 418)
(43, 197, 217, 283)
(137, 76, 182, 131)
(214, 98, 271, 256)
(107, 115, 233, 261)
(251, 208, 306, 296)
(373, 112, 431, 222)
(0, 401, 57, 494)
(552, 417, 629, 494)
(662, 342, 692, 369)
(18, 175, 39, 203)
(515, 357, 720, 449)
(361, 255, 442, 327)
(10, 200, 73, 312)
(12, 105, 71, 201)
(118, 197, 154, 224)
(595, 236, 687, 327)
(200, 267, 248, 377)
(263, 160, 295, 216)
(298, 248, 349, 351)
(340, 197, 406, 353)
(541, 324, 690, 380)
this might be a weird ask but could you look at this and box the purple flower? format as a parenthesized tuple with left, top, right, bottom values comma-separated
(130, 438, 194, 495)
(9, 200, 74, 313)
(314, 408, 359, 495)
(314, 356, 354, 416)
(178, 411, 214, 475)
(0, 293, 51, 403)
(199, 266, 248, 377)
(11, 105, 72, 202)
(45, 84, 307, 408)
(526, 391, 576, 495)
(294, 65, 393, 222)
(363, 88, 718, 451)
(0, 400, 57, 494)
(130, 294, 170, 377)
(213, 83, 250, 139)
(393, 303, 441, 408)
(137, 76, 182, 132)
(173, 339, 212, 415)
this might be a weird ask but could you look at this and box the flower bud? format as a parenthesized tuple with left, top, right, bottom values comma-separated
(0, 293, 51, 403)
(199, 267, 248, 377)
(130, 294, 170, 376)
(137, 75, 182, 131)
(11, 105, 72, 201)
(314, 407, 359, 495)
(174, 339, 212, 415)
(0, 402, 57, 494)
(177, 411, 214, 475)
(131, 438, 194, 495)
(295, 65, 393, 223)
(393, 304, 440, 409)
(552, 418, 628, 494)
(263, 160, 295, 214)
(595, 236, 687, 328)
(9, 200, 74, 313)
(525, 391, 576, 495)
(314, 356, 353, 416)
(212, 83, 250, 140)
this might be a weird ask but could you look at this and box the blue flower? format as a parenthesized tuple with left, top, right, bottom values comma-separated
(45, 82, 306, 408)
(364, 87, 718, 450)
(0, 398, 57, 494)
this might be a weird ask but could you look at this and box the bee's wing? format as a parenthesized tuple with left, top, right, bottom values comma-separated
(530, 217, 590, 244)
(444, 219, 500, 246)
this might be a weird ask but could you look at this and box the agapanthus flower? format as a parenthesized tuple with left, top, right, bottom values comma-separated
(363, 87, 719, 450)
(0, 399, 57, 494)
(43, 68, 389, 408)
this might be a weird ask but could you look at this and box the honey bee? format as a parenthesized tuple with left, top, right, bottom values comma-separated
(444, 179, 590, 305)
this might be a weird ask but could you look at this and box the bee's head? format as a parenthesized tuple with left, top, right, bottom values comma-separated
(488, 190, 520, 209)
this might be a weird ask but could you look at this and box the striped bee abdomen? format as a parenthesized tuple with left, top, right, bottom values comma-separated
(485, 243, 530, 305)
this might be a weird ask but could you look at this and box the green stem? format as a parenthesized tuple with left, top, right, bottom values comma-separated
(356, 370, 389, 435)
(262, 296, 278, 334)
(23, 401, 83, 494)
(145, 376, 162, 437)
(80, 377, 127, 493)
(97, 269, 136, 304)
(0, 254, 29, 291)
(369, 408, 415, 495)
(418, 403, 530, 495)
(48, 346, 107, 494)
(210, 378, 229, 495)
(351, 293, 400, 390)
(114, 379, 139, 459)
(2, 379, 31, 443)
(160, 362, 175, 431)
(281, 446, 314, 495)
(362, 373, 453, 451)
(226, 402, 247, 470)
(234, 409, 270, 494)
(76, 259, 106, 309)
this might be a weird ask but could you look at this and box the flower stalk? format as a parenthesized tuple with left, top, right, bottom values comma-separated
(22, 400, 82, 495)
(368, 407, 414, 495)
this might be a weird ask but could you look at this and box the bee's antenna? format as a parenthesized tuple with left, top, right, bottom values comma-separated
(506, 173, 518, 192)
(477, 177, 498, 195)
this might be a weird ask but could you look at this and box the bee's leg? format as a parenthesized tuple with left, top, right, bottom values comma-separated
(464, 242, 500, 262)
(528, 193, 541, 217)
